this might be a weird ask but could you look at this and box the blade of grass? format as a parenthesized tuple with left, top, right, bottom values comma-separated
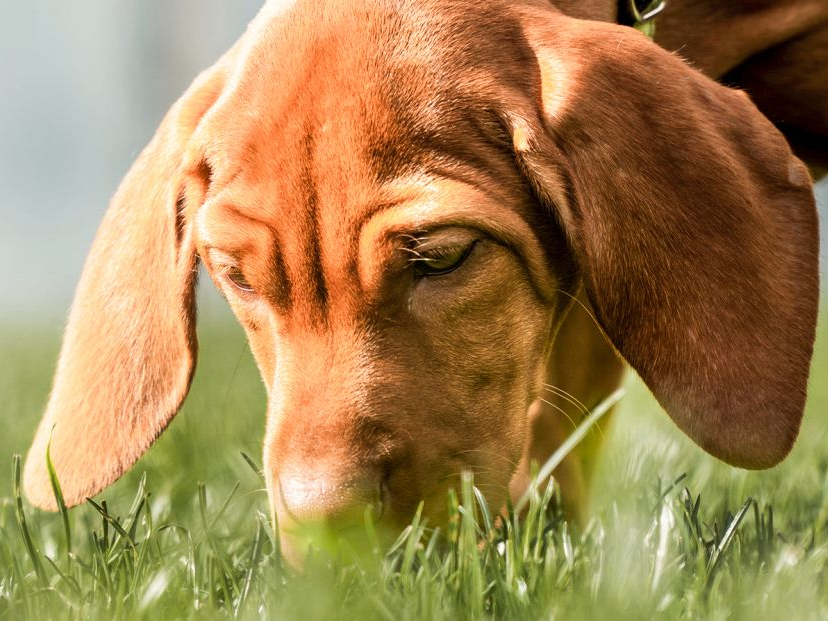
(515, 388, 624, 514)
(706, 497, 753, 580)
(650, 473, 688, 515)
(44, 554, 83, 600)
(208, 481, 240, 530)
(236, 519, 265, 615)
(12, 454, 47, 585)
(123, 472, 147, 542)
(240, 452, 264, 482)
(197, 482, 240, 598)
(473, 486, 494, 535)
(86, 497, 138, 563)
(46, 433, 72, 557)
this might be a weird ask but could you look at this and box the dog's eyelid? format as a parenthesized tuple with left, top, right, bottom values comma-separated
(206, 247, 242, 267)
(412, 240, 479, 278)
(403, 227, 480, 252)
(204, 249, 258, 295)
(419, 240, 476, 261)
(221, 265, 256, 294)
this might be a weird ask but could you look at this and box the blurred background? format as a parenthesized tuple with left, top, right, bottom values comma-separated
(0, 1, 262, 321)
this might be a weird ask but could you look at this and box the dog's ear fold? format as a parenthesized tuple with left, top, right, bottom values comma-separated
(512, 14, 820, 468)
(23, 69, 224, 509)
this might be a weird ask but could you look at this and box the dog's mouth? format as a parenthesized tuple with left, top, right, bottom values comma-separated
(273, 475, 396, 568)
(272, 452, 513, 536)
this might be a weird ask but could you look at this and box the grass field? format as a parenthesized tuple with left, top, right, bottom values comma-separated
(1, 303, 826, 620)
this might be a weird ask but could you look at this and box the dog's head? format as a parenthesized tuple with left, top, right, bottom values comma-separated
(25, 0, 819, 551)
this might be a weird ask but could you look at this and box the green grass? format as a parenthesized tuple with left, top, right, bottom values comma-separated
(1, 305, 827, 620)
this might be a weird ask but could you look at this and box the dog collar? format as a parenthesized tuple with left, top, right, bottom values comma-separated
(626, 0, 666, 39)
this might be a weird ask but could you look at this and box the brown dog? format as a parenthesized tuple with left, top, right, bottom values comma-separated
(25, 0, 824, 546)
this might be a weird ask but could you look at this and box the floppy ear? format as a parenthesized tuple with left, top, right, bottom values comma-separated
(512, 14, 820, 468)
(23, 68, 224, 509)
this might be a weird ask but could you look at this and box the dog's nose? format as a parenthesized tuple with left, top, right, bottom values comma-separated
(277, 469, 384, 529)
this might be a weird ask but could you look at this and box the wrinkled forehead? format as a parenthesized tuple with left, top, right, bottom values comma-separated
(192, 0, 539, 235)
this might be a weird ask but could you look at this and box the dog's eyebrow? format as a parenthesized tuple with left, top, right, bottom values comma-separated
(356, 188, 559, 303)
(195, 197, 275, 252)
(359, 190, 531, 250)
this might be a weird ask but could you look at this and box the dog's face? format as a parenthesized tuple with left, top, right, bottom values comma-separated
(199, 175, 557, 530)
(191, 12, 574, 531)
(24, 0, 819, 559)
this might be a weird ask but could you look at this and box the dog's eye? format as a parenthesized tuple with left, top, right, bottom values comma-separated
(224, 267, 254, 293)
(414, 242, 477, 277)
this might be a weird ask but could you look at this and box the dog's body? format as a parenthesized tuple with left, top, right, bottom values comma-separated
(25, 0, 825, 553)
